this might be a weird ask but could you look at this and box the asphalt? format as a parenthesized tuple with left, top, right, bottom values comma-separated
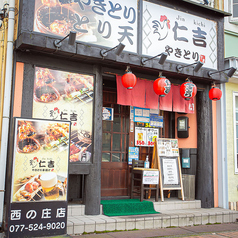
(69, 222, 238, 238)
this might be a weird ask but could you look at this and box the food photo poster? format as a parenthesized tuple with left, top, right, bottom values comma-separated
(32, 67, 94, 163)
(10, 118, 70, 203)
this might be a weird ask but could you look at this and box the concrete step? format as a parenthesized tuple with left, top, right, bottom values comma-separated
(67, 200, 238, 235)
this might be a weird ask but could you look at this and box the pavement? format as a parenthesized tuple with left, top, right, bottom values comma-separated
(68, 222, 238, 238)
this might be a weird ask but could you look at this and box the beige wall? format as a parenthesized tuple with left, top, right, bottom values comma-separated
(226, 82, 238, 202)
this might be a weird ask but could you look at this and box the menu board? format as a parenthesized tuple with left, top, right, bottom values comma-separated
(152, 138, 184, 201)
(32, 67, 94, 163)
(8, 118, 70, 238)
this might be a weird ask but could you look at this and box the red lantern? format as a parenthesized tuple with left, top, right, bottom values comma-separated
(153, 77, 171, 97)
(180, 81, 197, 101)
(121, 70, 137, 90)
(209, 86, 222, 101)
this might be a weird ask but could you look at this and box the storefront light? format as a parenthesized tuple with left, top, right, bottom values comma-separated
(121, 66, 137, 90)
(209, 85, 222, 101)
(180, 78, 197, 101)
(153, 76, 171, 97)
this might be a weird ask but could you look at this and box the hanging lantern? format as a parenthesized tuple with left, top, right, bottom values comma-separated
(153, 77, 171, 97)
(180, 79, 197, 101)
(209, 86, 222, 101)
(121, 67, 137, 90)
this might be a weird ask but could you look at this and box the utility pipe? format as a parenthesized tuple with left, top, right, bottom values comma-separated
(0, 0, 15, 227)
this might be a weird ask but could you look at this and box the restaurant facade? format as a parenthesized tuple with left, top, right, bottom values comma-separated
(0, 0, 232, 226)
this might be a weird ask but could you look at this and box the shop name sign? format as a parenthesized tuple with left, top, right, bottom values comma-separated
(142, 1, 218, 69)
(33, 0, 138, 53)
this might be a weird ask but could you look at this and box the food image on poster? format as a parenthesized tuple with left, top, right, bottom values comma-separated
(32, 67, 94, 163)
(158, 139, 179, 157)
(11, 118, 70, 203)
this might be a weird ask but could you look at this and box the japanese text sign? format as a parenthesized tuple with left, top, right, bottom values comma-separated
(34, 0, 138, 53)
(143, 1, 218, 69)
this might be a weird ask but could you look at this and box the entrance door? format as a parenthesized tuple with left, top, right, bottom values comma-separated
(101, 90, 130, 197)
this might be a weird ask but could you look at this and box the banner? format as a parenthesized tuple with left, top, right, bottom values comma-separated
(8, 118, 70, 237)
(32, 67, 94, 163)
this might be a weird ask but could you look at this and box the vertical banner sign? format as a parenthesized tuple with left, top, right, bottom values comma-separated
(142, 1, 218, 69)
(33, 0, 138, 53)
(32, 67, 94, 163)
(8, 118, 70, 238)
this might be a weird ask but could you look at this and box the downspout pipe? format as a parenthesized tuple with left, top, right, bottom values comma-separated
(0, 0, 15, 227)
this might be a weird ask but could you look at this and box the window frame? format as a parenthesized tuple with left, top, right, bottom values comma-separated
(233, 91, 238, 174)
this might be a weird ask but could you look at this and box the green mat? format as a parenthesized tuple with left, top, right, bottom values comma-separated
(101, 199, 160, 216)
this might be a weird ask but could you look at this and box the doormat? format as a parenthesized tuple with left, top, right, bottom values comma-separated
(101, 199, 160, 216)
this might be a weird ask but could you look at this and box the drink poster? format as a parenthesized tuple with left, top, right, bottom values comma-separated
(135, 127, 158, 147)
(32, 67, 94, 163)
(8, 118, 70, 237)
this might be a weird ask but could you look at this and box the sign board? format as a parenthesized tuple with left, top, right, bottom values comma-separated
(142, 1, 218, 69)
(134, 107, 150, 123)
(150, 114, 163, 128)
(143, 170, 159, 185)
(152, 138, 184, 201)
(33, 0, 138, 53)
(8, 118, 70, 238)
(128, 147, 139, 165)
(102, 107, 114, 121)
(32, 66, 94, 163)
(135, 127, 158, 147)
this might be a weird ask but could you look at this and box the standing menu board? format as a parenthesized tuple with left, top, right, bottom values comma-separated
(152, 138, 184, 201)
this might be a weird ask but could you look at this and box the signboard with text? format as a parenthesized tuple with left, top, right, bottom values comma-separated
(8, 118, 70, 237)
(33, 0, 138, 53)
(135, 127, 158, 147)
(32, 67, 94, 163)
(143, 1, 218, 69)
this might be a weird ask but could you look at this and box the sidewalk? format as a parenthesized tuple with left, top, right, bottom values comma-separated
(69, 222, 238, 238)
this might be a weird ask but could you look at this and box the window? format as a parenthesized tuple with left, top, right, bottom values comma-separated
(230, 0, 238, 24)
(233, 92, 238, 173)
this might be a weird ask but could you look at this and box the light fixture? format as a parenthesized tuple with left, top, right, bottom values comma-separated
(209, 84, 222, 101)
(176, 61, 203, 73)
(100, 43, 125, 57)
(153, 76, 171, 97)
(207, 67, 237, 78)
(141, 52, 168, 65)
(121, 66, 137, 90)
(54, 31, 77, 48)
(180, 78, 197, 101)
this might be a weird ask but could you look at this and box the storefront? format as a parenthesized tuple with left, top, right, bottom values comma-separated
(5, 0, 230, 219)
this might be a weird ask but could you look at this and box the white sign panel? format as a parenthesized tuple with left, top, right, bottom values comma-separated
(143, 170, 159, 184)
(142, 1, 217, 69)
(162, 158, 179, 185)
(135, 127, 158, 147)
(34, 0, 138, 53)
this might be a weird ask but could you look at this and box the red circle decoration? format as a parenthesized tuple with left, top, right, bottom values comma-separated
(121, 72, 137, 90)
(153, 77, 171, 97)
(180, 81, 197, 101)
(209, 87, 222, 101)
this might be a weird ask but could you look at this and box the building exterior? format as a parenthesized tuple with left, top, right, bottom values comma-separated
(223, 0, 238, 210)
(0, 0, 233, 234)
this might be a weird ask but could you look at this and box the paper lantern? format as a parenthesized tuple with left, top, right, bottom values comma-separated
(121, 71, 137, 90)
(180, 81, 197, 101)
(209, 87, 222, 101)
(153, 77, 171, 97)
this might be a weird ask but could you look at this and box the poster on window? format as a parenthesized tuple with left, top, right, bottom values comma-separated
(33, 0, 138, 53)
(142, 1, 217, 69)
(157, 139, 179, 157)
(32, 67, 94, 163)
(8, 118, 70, 238)
(135, 127, 158, 147)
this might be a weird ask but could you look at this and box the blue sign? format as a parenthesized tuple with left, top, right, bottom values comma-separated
(150, 114, 163, 128)
(134, 107, 150, 123)
(128, 147, 139, 165)
(102, 107, 114, 121)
